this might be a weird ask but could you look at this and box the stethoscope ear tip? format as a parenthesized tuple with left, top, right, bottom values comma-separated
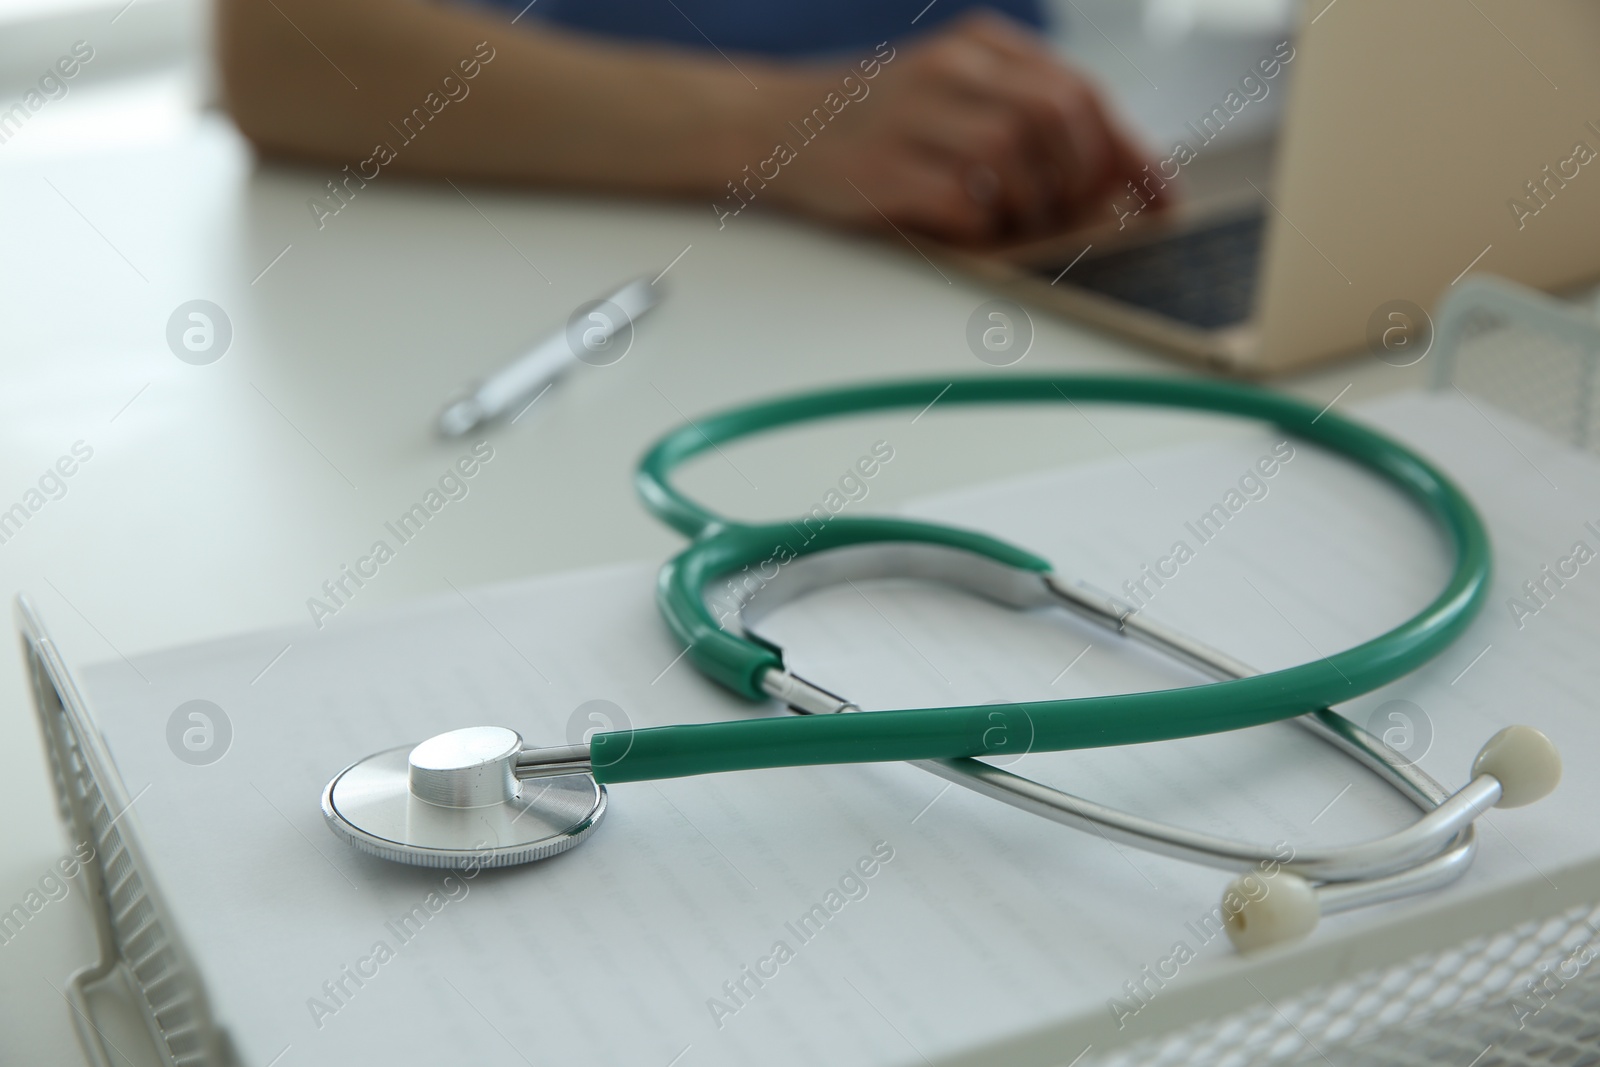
(1218, 725, 1562, 955)
(1473, 725, 1562, 809)
(1222, 871, 1320, 954)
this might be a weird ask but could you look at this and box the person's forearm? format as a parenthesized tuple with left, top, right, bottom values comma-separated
(217, 0, 798, 194)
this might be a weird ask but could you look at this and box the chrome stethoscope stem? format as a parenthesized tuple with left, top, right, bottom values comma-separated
(514, 745, 593, 779)
(1315, 834, 1477, 917)
(906, 756, 1492, 884)
(758, 569, 1492, 892)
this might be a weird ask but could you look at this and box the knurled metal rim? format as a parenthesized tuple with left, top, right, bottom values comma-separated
(320, 749, 607, 869)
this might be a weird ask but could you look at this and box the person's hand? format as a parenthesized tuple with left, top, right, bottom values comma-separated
(756, 12, 1166, 245)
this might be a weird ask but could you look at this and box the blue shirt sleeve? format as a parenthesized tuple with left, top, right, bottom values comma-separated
(494, 0, 1046, 58)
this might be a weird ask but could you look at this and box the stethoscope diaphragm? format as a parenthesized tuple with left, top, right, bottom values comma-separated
(322, 726, 606, 869)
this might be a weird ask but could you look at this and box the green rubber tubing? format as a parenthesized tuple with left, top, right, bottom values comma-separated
(587, 375, 1492, 785)
(655, 514, 1054, 697)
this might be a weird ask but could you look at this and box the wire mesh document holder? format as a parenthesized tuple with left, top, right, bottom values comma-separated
(1088, 275, 1600, 1067)
(1431, 276, 1600, 456)
(17, 274, 1600, 1067)
(19, 596, 232, 1067)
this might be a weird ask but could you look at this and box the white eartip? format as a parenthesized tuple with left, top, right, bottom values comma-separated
(1223, 870, 1319, 954)
(1473, 725, 1561, 808)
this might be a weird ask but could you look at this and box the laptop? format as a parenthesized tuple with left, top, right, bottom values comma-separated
(948, 0, 1600, 375)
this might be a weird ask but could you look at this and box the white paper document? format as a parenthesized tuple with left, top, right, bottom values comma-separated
(79, 390, 1600, 1066)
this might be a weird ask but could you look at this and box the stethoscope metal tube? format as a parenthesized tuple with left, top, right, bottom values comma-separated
(760, 656, 1496, 886)
(1039, 574, 1499, 882)
(735, 558, 1553, 950)
(1316, 835, 1477, 917)
(897, 747, 1497, 885)
(514, 745, 593, 779)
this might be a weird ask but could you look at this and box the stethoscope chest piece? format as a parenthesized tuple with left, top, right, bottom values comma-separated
(321, 726, 606, 869)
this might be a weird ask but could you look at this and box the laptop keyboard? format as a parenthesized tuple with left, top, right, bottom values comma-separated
(1041, 210, 1266, 330)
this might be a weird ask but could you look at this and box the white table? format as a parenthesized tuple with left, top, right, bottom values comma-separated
(0, 69, 1423, 1065)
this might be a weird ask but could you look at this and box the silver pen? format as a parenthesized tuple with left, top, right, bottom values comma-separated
(438, 276, 662, 437)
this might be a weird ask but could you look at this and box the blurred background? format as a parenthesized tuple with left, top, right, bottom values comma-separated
(0, 0, 1298, 170)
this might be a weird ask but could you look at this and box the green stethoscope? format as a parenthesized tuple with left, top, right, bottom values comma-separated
(323, 376, 1559, 952)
